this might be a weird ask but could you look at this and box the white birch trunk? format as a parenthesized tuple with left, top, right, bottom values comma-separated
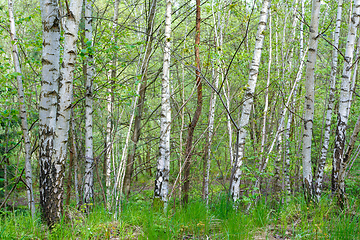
(39, 0, 61, 225)
(7, 0, 35, 218)
(83, 0, 95, 208)
(302, 0, 321, 200)
(154, 0, 172, 209)
(314, 0, 343, 201)
(260, 8, 271, 163)
(230, 0, 271, 202)
(53, 0, 83, 215)
(332, 0, 360, 194)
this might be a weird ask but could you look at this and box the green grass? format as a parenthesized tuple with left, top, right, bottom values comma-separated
(0, 193, 359, 239)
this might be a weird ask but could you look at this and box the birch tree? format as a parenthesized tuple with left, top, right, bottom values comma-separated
(314, 0, 343, 201)
(83, 0, 95, 209)
(332, 0, 360, 196)
(7, 0, 35, 218)
(230, 0, 271, 202)
(39, 0, 83, 225)
(39, 0, 61, 225)
(302, 0, 321, 200)
(154, 0, 172, 210)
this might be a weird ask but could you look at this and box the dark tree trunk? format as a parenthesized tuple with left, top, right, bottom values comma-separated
(182, 0, 202, 204)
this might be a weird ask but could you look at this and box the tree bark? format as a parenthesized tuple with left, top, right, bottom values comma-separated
(230, 0, 271, 202)
(7, 0, 35, 218)
(154, 0, 172, 210)
(314, 0, 343, 201)
(182, 0, 202, 204)
(39, 0, 83, 226)
(83, 0, 95, 210)
(39, 0, 61, 226)
(302, 0, 321, 201)
(332, 0, 360, 196)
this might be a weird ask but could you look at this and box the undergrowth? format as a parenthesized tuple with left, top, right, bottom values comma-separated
(0, 193, 359, 239)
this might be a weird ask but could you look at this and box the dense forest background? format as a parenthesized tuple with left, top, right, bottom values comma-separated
(1, 0, 360, 238)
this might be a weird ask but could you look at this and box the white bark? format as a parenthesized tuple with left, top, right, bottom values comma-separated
(39, 0, 61, 225)
(154, 0, 172, 209)
(260, 8, 271, 161)
(230, 0, 271, 202)
(53, 0, 82, 207)
(83, 0, 95, 208)
(332, 0, 360, 194)
(7, 0, 35, 218)
(314, 0, 343, 201)
(302, 0, 321, 199)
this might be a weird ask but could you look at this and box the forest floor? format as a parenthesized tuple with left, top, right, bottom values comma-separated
(1, 190, 360, 239)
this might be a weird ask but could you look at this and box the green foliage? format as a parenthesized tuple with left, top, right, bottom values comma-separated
(1, 194, 359, 239)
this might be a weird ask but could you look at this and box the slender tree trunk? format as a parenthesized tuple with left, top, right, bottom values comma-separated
(302, 0, 321, 201)
(7, 0, 35, 218)
(182, 0, 202, 204)
(332, 0, 360, 196)
(314, 0, 343, 201)
(106, 0, 120, 211)
(230, 0, 271, 202)
(123, 0, 157, 197)
(202, 0, 227, 204)
(260, 9, 271, 162)
(83, 0, 95, 210)
(39, 0, 61, 226)
(154, 0, 172, 210)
